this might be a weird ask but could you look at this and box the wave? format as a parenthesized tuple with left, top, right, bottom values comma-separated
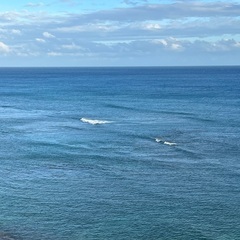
(155, 138, 162, 143)
(155, 138, 204, 159)
(105, 103, 136, 111)
(80, 118, 111, 125)
(164, 141, 177, 146)
(155, 138, 176, 146)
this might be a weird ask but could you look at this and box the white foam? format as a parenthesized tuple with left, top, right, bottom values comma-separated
(164, 141, 177, 146)
(80, 118, 111, 125)
(155, 138, 176, 146)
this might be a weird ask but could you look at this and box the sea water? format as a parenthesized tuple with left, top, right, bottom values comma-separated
(0, 67, 240, 240)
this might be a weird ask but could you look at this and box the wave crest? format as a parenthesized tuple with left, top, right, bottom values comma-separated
(155, 138, 176, 146)
(80, 118, 111, 125)
(163, 141, 177, 146)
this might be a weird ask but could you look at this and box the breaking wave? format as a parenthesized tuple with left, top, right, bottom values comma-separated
(164, 141, 177, 146)
(80, 118, 112, 125)
(155, 138, 177, 146)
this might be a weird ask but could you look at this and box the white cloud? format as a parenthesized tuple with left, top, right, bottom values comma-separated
(11, 29, 22, 35)
(203, 39, 240, 52)
(62, 43, 84, 50)
(0, 42, 10, 53)
(57, 23, 119, 33)
(153, 39, 168, 46)
(47, 52, 62, 56)
(152, 38, 185, 51)
(142, 22, 161, 30)
(0, 11, 20, 22)
(36, 38, 46, 43)
(234, 42, 240, 48)
(170, 43, 183, 51)
(43, 32, 55, 38)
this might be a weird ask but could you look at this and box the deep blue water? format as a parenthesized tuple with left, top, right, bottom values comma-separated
(0, 67, 240, 240)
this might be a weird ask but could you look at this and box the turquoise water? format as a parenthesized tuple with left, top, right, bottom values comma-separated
(0, 67, 240, 240)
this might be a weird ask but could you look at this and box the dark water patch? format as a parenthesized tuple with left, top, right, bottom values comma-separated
(104, 103, 181, 116)
(0, 105, 15, 109)
(158, 110, 196, 117)
(62, 125, 83, 131)
(104, 103, 202, 119)
(156, 110, 217, 124)
(0, 232, 16, 240)
(104, 103, 137, 112)
(184, 115, 216, 123)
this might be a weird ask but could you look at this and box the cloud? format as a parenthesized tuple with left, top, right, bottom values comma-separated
(122, 0, 148, 6)
(57, 23, 120, 33)
(47, 52, 63, 56)
(25, 2, 45, 8)
(63, 2, 240, 24)
(141, 22, 161, 30)
(17, 37, 239, 61)
(50, 2, 240, 43)
(61, 43, 84, 50)
(0, 11, 20, 22)
(204, 39, 240, 52)
(36, 38, 46, 43)
(0, 42, 10, 53)
(11, 29, 22, 35)
(0, 1, 239, 65)
(90, 38, 240, 57)
(43, 32, 55, 38)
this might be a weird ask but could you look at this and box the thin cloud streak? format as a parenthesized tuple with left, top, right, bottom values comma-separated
(64, 2, 240, 23)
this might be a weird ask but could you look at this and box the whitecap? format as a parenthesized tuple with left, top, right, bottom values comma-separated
(164, 141, 177, 146)
(80, 118, 111, 125)
(155, 138, 176, 146)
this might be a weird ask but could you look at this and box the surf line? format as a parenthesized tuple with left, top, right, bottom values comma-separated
(80, 118, 112, 125)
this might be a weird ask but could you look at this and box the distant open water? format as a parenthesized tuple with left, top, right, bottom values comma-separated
(0, 67, 240, 240)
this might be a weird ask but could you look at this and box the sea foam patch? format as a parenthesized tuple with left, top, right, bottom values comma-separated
(155, 138, 162, 143)
(80, 118, 111, 125)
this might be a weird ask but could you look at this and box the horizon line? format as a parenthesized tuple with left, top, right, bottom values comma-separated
(0, 65, 239, 68)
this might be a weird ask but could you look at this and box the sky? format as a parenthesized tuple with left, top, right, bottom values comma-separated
(0, 0, 240, 66)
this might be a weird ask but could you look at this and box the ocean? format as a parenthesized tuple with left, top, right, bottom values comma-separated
(0, 66, 239, 240)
